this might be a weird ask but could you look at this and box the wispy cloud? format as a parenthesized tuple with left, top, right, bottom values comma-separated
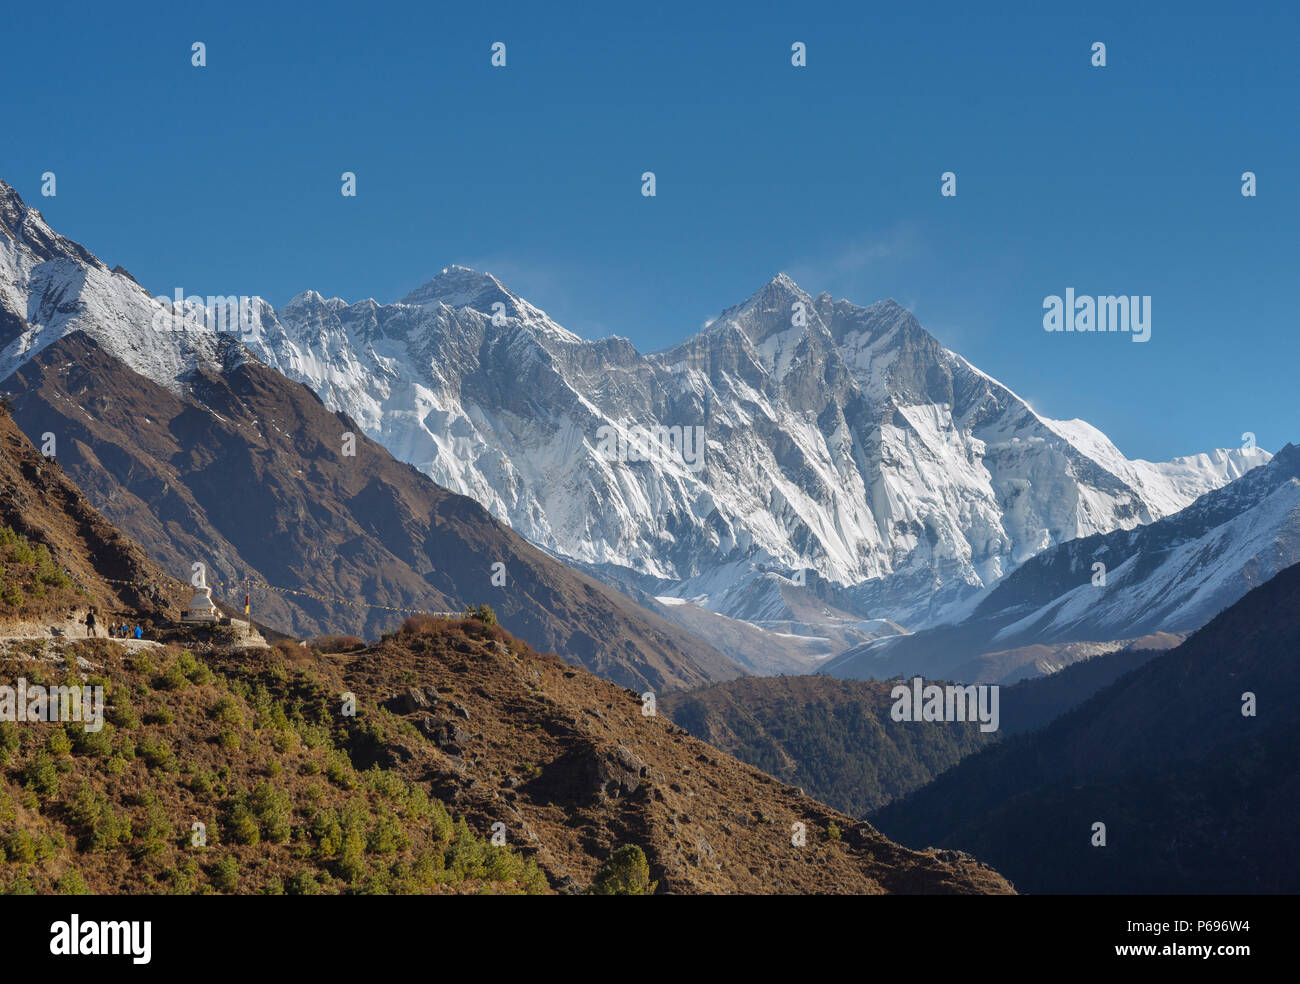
(784, 222, 926, 301)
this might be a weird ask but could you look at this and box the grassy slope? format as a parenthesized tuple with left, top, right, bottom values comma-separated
(0, 637, 548, 895)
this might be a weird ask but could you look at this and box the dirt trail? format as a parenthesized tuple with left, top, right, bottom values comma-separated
(0, 610, 164, 650)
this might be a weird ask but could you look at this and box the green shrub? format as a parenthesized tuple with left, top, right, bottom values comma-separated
(188, 770, 215, 796)
(226, 803, 261, 847)
(212, 855, 240, 892)
(287, 869, 320, 896)
(365, 767, 406, 801)
(68, 782, 132, 851)
(366, 807, 409, 855)
(136, 736, 173, 771)
(22, 752, 60, 797)
(167, 858, 201, 895)
(588, 845, 657, 895)
(176, 650, 212, 685)
(72, 723, 114, 758)
(210, 695, 244, 726)
(324, 751, 356, 789)
(46, 725, 73, 757)
(3, 830, 39, 864)
(463, 604, 498, 626)
(338, 828, 366, 882)
(156, 662, 189, 691)
(108, 697, 139, 730)
(0, 722, 18, 765)
(295, 720, 334, 751)
(429, 799, 455, 845)
(249, 782, 293, 843)
(5, 871, 36, 894)
(132, 791, 171, 857)
(269, 730, 294, 754)
(36, 555, 71, 589)
(55, 869, 92, 895)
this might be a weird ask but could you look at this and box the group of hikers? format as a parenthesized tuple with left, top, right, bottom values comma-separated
(85, 609, 143, 639)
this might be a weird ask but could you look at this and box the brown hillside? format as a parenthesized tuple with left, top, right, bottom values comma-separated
(216, 618, 1016, 894)
(0, 403, 187, 625)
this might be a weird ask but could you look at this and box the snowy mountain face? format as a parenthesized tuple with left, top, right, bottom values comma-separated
(823, 445, 1300, 683)
(238, 263, 1268, 633)
(0, 184, 247, 388)
(976, 442, 1300, 642)
(0, 179, 1272, 660)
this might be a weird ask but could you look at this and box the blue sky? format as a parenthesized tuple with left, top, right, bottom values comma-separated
(5, 0, 1296, 460)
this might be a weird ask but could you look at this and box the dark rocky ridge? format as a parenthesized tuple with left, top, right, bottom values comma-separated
(873, 561, 1300, 893)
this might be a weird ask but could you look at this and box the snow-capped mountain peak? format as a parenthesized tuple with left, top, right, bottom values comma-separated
(400, 264, 514, 309)
(0, 181, 1275, 666)
(0, 181, 243, 395)
(0, 182, 100, 269)
(242, 268, 1270, 637)
(392, 265, 584, 349)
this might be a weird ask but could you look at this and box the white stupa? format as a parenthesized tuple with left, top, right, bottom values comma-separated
(182, 571, 220, 623)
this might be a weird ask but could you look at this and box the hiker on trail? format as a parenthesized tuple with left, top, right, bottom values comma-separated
(86, 609, 96, 636)
(134, 625, 143, 640)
